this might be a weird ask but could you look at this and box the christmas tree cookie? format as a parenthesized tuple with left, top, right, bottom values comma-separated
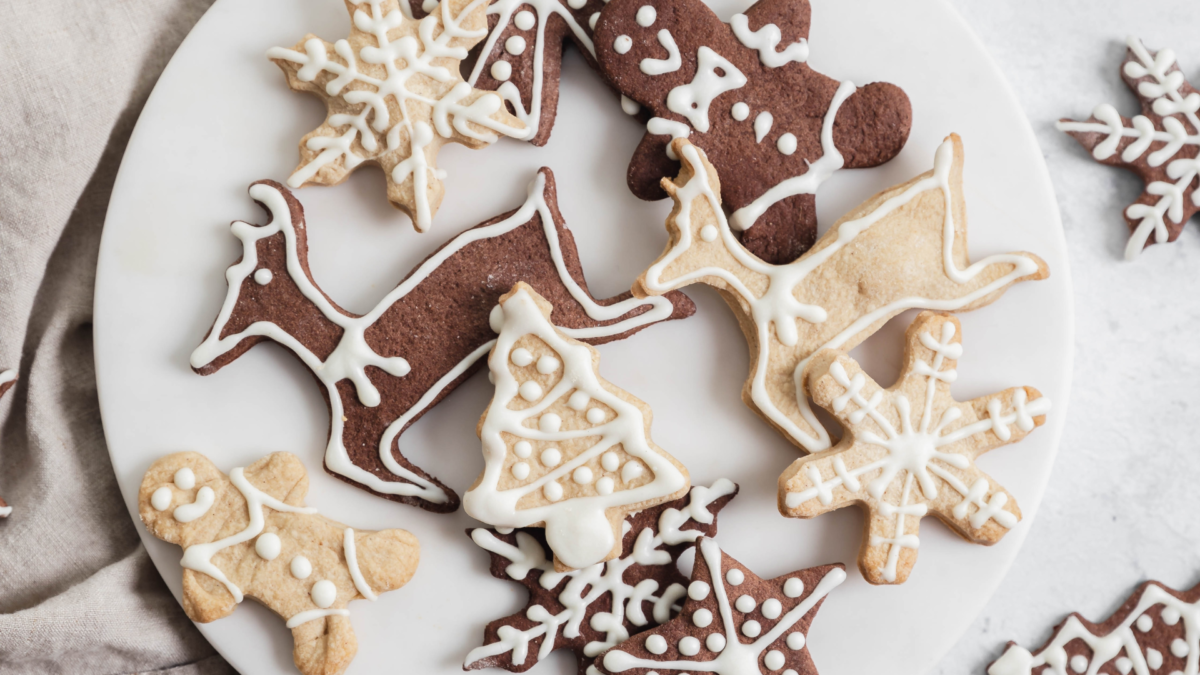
(464, 283, 690, 571)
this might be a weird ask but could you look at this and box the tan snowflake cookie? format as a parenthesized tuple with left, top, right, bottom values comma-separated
(139, 451, 419, 675)
(268, 0, 526, 231)
(779, 312, 1050, 585)
(463, 283, 690, 572)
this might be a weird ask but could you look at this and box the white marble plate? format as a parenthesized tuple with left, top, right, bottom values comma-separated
(95, 0, 1073, 672)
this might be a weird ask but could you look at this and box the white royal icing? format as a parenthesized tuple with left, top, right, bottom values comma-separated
(640, 29, 682, 76)
(621, 95, 642, 115)
(988, 583, 1200, 675)
(1056, 36, 1200, 260)
(731, 102, 749, 121)
(463, 286, 689, 569)
(266, 0, 524, 232)
(729, 14, 809, 68)
(191, 176, 674, 507)
(636, 5, 656, 27)
(665, 47, 746, 133)
(602, 538, 845, 674)
(640, 139, 1044, 453)
(464, 479, 736, 667)
(173, 487, 215, 523)
(647, 118, 692, 160)
(614, 35, 633, 54)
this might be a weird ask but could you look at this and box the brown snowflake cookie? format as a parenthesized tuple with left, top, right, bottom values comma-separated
(267, 0, 526, 232)
(0, 368, 13, 517)
(139, 451, 420, 675)
(407, 0, 608, 146)
(1058, 36, 1200, 260)
(780, 311, 1051, 585)
(593, 0, 911, 264)
(464, 479, 737, 674)
(190, 176, 693, 514)
(593, 537, 845, 675)
(987, 579, 1200, 675)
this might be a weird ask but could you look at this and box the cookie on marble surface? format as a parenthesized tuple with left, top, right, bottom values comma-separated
(464, 283, 690, 571)
(1058, 36, 1200, 260)
(139, 451, 419, 675)
(594, 0, 911, 264)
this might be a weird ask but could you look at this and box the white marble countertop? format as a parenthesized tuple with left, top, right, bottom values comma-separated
(935, 0, 1200, 672)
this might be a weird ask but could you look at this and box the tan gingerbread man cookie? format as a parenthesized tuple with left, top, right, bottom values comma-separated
(139, 451, 419, 675)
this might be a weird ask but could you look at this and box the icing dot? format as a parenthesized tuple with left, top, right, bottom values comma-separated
(514, 441, 533, 458)
(596, 477, 614, 495)
(255, 533, 282, 561)
(586, 408, 607, 424)
(1115, 657, 1133, 675)
(777, 133, 797, 155)
(540, 447, 562, 467)
(1162, 606, 1182, 625)
(1137, 614, 1153, 631)
(151, 487, 173, 511)
(254, 268, 273, 285)
(543, 481, 563, 502)
(311, 579, 337, 609)
(1172, 638, 1189, 658)
(621, 94, 641, 115)
(519, 380, 543, 401)
(601, 451, 621, 472)
(783, 671, 799, 675)
(537, 356, 560, 374)
(707, 632, 726, 652)
(614, 35, 632, 54)
(489, 305, 505, 333)
(511, 348, 534, 367)
(490, 60, 512, 81)
(589, 12, 600, 30)
(290, 556, 312, 579)
(505, 36, 527, 56)
(573, 466, 594, 484)
(568, 391, 591, 410)
(635, 5, 656, 26)
(742, 620, 761, 637)
(621, 460, 644, 483)
(174, 468, 196, 490)
(567, 0, 586, 8)
(679, 636, 700, 656)
(1147, 648, 1163, 669)
(786, 632, 805, 650)
(726, 569, 744, 586)
(735, 595, 755, 613)
(512, 462, 530, 480)
(688, 580, 710, 600)
(765, 650, 786, 671)
(514, 10, 536, 30)
(1069, 655, 1087, 673)
(762, 598, 782, 619)
(539, 413, 562, 432)
(783, 577, 804, 597)
(731, 102, 749, 121)
(692, 608, 713, 627)
(700, 225, 718, 242)
(646, 634, 668, 655)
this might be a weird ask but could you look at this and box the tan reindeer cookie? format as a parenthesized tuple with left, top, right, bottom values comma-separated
(268, 0, 526, 232)
(780, 312, 1050, 585)
(464, 283, 690, 571)
(0, 368, 13, 517)
(139, 451, 419, 675)
(633, 135, 1049, 459)
(191, 175, 692, 514)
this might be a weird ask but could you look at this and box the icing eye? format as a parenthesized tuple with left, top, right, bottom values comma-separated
(254, 268, 273, 285)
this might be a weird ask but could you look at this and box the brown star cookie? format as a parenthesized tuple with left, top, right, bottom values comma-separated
(465, 479, 737, 674)
(1058, 36, 1200, 260)
(987, 579, 1200, 675)
(268, 0, 526, 232)
(594, 0, 911, 264)
(593, 537, 845, 675)
(190, 175, 693, 514)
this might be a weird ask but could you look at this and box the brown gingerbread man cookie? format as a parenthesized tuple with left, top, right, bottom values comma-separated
(987, 579, 1200, 675)
(190, 175, 693, 514)
(593, 537, 845, 675)
(593, 0, 911, 264)
(0, 368, 13, 517)
(1058, 36, 1200, 260)
(139, 451, 420, 675)
(465, 479, 737, 674)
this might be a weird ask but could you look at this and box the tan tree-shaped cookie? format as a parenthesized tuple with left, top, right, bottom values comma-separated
(139, 452, 419, 675)
(463, 283, 690, 571)
(0, 368, 14, 517)
(779, 312, 1050, 585)
(268, 0, 526, 232)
